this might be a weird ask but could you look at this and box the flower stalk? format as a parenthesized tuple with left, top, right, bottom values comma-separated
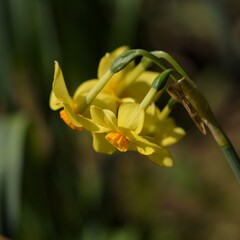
(140, 69, 175, 110)
(159, 98, 177, 120)
(80, 69, 114, 112)
(207, 122, 240, 183)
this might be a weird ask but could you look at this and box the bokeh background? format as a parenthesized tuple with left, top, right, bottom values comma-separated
(0, 0, 240, 239)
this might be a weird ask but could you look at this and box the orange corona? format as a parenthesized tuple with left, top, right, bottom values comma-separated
(60, 110, 83, 131)
(105, 132, 128, 152)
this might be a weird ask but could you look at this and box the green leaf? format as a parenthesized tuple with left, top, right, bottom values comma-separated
(0, 113, 29, 233)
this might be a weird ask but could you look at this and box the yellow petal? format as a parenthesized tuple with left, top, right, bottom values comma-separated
(155, 118, 186, 146)
(73, 79, 98, 100)
(147, 149, 174, 167)
(92, 133, 116, 154)
(136, 145, 155, 155)
(91, 93, 119, 115)
(52, 61, 73, 106)
(127, 131, 162, 155)
(122, 71, 158, 102)
(142, 105, 186, 146)
(73, 79, 100, 115)
(120, 97, 136, 103)
(73, 78, 119, 115)
(49, 91, 63, 110)
(90, 105, 118, 130)
(137, 71, 158, 83)
(118, 103, 144, 134)
(64, 104, 105, 132)
(161, 127, 186, 146)
(140, 103, 159, 135)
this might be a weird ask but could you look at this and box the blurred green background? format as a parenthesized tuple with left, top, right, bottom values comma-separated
(0, 0, 240, 239)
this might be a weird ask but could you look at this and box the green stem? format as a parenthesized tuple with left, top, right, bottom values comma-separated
(151, 51, 190, 79)
(140, 87, 160, 110)
(78, 69, 114, 113)
(110, 49, 166, 73)
(140, 69, 175, 110)
(221, 144, 240, 182)
(207, 122, 240, 183)
(159, 98, 177, 120)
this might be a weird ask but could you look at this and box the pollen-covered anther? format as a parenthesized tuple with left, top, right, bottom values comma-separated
(105, 132, 128, 152)
(60, 110, 83, 131)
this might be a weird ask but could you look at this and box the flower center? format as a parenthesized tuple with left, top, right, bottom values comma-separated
(60, 110, 83, 131)
(105, 132, 128, 152)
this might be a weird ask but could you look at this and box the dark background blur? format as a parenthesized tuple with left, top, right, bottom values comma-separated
(0, 0, 240, 239)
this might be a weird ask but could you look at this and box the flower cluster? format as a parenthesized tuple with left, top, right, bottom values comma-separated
(49, 46, 185, 167)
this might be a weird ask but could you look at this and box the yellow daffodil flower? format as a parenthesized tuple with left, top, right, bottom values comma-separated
(90, 102, 174, 167)
(49, 61, 114, 132)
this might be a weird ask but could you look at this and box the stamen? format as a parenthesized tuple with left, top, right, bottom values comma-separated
(60, 110, 83, 131)
(105, 132, 128, 152)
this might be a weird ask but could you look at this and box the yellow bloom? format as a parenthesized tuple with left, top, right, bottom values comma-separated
(90, 102, 174, 167)
(49, 61, 112, 132)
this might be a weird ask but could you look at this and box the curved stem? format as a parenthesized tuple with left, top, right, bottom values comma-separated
(83, 49, 185, 113)
(110, 49, 190, 109)
(151, 51, 190, 79)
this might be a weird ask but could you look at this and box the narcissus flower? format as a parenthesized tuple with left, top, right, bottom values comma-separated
(49, 61, 113, 132)
(90, 102, 174, 167)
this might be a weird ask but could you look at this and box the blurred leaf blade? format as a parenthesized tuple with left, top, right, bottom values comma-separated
(0, 113, 29, 234)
